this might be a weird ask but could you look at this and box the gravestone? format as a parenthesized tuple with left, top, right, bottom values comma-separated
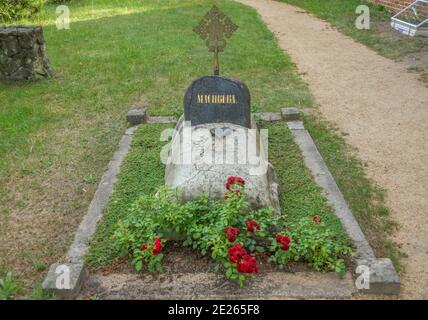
(164, 116, 281, 212)
(164, 5, 280, 212)
(184, 75, 251, 128)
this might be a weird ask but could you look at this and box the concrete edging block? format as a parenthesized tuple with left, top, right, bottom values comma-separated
(82, 271, 357, 299)
(357, 258, 400, 295)
(147, 116, 178, 124)
(281, 107, 301, 121)
(127, 106, 148, 126)
(42, 263, 86, 299)
(254, 112, 282, 122)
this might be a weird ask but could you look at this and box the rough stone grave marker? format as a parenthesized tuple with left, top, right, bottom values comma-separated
(0, 26, 51, 81)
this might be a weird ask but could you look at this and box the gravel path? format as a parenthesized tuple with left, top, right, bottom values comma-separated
(239, 0, 428, 299)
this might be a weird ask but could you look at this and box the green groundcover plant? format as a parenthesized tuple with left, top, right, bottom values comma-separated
(0, 272, 21, 300)
(114, 176, 354, 286)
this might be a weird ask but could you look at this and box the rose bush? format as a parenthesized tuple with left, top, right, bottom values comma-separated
(113, 176, 353, 286)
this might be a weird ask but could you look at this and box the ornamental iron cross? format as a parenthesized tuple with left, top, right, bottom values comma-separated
(193, 5, 238, 76)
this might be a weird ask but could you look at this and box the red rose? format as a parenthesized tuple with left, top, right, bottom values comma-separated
(225, 226, 240, 242)
(235, 176, 245, 185)
(225, 176, 245, 190)
(225, 176, 236, 190)
(141, 244, 148, 251)
(276, 235, 291, 251)
(228, 244, 247, 263)
(245, 220, 260, 233)
(312, 215, 322, 224)
(237, 255, 259, 274)
(152, 237, 162, 255)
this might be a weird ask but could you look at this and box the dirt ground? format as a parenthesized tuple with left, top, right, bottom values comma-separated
(372, 21, 428, 83)
(89, 241, 312, 276)
(239, 0, 428, 299)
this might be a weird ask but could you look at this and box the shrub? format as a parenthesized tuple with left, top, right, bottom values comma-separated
(113, 177, 353, 286)
(0, 0, 44, 23)
(269, 217, 351, 273)
(47, 0, 74, 4)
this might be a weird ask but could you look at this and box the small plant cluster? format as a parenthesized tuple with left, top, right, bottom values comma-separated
(0, 271, 21, 300)
(114, 176, 353, 286)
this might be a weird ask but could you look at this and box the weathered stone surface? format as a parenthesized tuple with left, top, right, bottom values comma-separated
(281, 107, 301, 121)
(80, 271, 357, 299)
(287, 120, 305, 130)
(42, 263, 86, 299)
(184, 75, 251, 128)
(256, 112, 282, 122)
(357, 258, 400, 295)
(147, 116, 177, 124)
(126, 107, 147, 125)
(165, 116, 280, 212)
(0, 26, 51, 81)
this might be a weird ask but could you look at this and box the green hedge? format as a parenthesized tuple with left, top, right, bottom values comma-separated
(0, 0, 44, 23)
(0, 0, 76, 23)
(46, 0, 74, 4)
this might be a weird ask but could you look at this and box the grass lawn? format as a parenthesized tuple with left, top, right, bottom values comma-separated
(86, 122, 350, 270)
(0, 0, 400, 297)
(0, 0, 311, 297)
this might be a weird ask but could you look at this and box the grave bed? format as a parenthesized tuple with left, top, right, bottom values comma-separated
(78, 121, 357, 299)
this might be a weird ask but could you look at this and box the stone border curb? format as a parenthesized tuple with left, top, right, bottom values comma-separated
(42, 126, 139, 299)
(255, 112, 282, 122)
(286, 118, 400, 295)
(147, 116, 177, 124)
(82, 271, 356, 300)
(126, 105, 178, 125)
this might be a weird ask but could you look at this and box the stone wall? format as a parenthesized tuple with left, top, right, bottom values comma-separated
(369, 0, 414, 13)
(0, 26, 51, 81)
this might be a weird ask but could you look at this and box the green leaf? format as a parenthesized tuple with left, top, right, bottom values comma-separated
(135, 260, 143, 272)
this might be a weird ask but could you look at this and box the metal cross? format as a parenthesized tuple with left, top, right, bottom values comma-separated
(193, 5, 238, 76)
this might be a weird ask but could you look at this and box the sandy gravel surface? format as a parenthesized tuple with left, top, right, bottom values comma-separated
(239, 0, 428, 299)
